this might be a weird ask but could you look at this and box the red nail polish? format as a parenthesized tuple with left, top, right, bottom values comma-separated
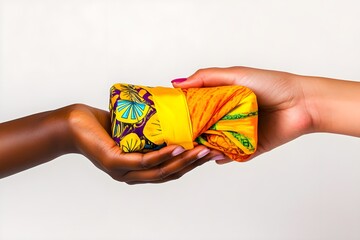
(171, 78, 187, 84)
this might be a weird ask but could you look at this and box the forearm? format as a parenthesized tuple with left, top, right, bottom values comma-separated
(0, 107, 72, 178)
(302, 75, 360, 137)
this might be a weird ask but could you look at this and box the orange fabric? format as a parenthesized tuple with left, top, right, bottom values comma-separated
(109, 84, 258, 161)
(182, 86, 258, 161)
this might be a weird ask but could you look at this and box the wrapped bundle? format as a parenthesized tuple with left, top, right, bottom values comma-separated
(109, 84, 258, 161)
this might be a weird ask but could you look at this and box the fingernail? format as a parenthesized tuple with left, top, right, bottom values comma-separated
(171, 78, 187, 84)
(172, 147, 185, 157)
(197, 148, 211, 159)
(210, 154, 225, 161)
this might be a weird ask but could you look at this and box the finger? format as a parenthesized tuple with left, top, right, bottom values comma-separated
(171, 67, 240, 88)
(103, 145, 185, 171)
(126, 151, 224, 184)
(212, 152, 232, 165)
(119, 146, 211, 182)
(216, 151, 261, 164)
(215, 159, 233, 165)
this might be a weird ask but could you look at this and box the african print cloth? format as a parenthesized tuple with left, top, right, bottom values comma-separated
(109, 84, 258, 161)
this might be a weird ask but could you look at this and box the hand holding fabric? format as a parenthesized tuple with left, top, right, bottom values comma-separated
(173, 67, 314, 163)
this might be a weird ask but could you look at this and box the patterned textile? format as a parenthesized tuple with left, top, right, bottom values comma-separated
(109, 84, 258, 161)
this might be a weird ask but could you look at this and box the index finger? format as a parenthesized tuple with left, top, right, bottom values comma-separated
(172, 67, 239, 88)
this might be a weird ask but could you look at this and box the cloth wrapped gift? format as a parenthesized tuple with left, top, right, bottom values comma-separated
(109, 84, 258, 161)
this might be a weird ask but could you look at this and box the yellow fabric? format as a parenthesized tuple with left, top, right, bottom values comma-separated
(109, 84, 258, 161)
(143, 86, 194, 150)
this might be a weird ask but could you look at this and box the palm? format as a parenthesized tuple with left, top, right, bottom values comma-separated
(256, 104, 309, 157)
(233, 68, 312, 157)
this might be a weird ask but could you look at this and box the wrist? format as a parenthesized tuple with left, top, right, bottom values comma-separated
(298, 75, 323, 134)
(0, 107, 75, 178)
(49, 105, 79, 155)
(300, 75, 360, 136)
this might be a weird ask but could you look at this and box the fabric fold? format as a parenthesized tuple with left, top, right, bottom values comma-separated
(109, 83, 258, 161)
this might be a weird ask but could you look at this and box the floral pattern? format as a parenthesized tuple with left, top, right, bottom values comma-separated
(109, 84, 165, 152)
(110, 83, 258, 161)
(115, 100, 150, 124)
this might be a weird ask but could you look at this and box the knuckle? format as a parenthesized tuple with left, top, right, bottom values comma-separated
(157, 167, 168, 180)
(194, 69, 206, 76)
(139, 154, 151, 169)
(67, 104, 88, 126)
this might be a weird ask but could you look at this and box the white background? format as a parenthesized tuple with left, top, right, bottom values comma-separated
(1, 0, 360, 239)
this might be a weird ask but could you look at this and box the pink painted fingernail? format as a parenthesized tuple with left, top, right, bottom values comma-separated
(210, 154, 225, 161)
(172, 147, 185, 157)
(171, 78, 187, 84)
(197, 148, 211, 159)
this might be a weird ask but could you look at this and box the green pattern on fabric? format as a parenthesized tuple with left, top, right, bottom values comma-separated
(195, 136, 206, 145)
(209, 111, 258, 130)
(221, 111, 258, 120)
(230, 132, 255, 151)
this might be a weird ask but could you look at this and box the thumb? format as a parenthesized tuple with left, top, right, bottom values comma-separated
(171, 67, 237, 88)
